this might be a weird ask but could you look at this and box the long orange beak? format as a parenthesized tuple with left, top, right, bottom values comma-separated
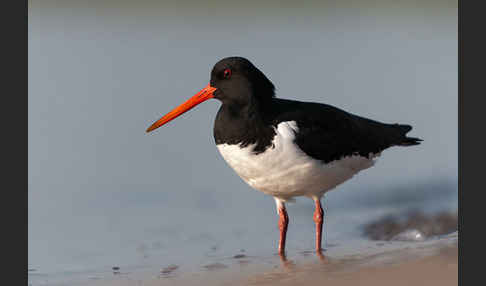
(146, 84, 217, 133)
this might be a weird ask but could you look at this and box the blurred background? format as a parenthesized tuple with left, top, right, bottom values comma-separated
(28, 0, 457, 281)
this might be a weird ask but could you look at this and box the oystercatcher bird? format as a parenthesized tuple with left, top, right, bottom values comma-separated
(146, 57, 422, 257)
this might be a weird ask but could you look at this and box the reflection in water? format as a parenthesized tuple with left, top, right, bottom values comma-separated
(278, 252, 291, 268)
(280, 250, 326, 266)
(316, 250, 326, 262)
(246, 233, 457, 286)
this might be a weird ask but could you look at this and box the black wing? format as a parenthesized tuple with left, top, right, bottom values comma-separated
(268, 99, 422, 164)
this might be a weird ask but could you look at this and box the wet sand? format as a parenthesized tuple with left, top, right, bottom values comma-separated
(244, 245, 457, 286)
(29, 211, 457, 286)
(75, 231, 457, 286)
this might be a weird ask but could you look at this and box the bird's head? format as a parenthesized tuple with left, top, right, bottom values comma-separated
(146, 56, 274, 133)
(210, 57, 275, 106)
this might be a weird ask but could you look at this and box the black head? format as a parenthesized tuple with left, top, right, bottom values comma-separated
(146, 57, 275, 133)
(209, 57, 275, 107)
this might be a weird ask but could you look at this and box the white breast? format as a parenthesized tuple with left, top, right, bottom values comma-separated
(216, 121, 380, 201)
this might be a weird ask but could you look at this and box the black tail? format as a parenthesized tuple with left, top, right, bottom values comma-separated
(394, 124, 423, 146)
(401, 136, 423, 146)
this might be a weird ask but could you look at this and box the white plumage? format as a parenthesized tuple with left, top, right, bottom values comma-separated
(216, 121, 380, 203)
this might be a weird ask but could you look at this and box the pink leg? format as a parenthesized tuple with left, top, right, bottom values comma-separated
(313, 199, 324, 253)
(277, 204, 289, 256)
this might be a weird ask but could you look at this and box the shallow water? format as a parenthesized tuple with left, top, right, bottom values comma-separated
(28, 178, 457, 286)
(29, 231, 458, 286)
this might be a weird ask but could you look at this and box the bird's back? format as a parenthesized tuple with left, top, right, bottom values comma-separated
(265, 98, 422, 164)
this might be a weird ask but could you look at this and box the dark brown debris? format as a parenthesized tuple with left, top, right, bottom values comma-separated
(363, 210, 457, 241)
(160, 264, 179, 276)
(203, 262, 228, 271)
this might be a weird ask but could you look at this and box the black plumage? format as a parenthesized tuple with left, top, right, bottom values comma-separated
(211, 57, 422, 163)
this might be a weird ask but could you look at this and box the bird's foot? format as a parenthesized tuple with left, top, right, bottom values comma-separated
(316, 249, 327, 262)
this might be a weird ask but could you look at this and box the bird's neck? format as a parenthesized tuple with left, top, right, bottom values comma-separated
(213, 100, 276, 154)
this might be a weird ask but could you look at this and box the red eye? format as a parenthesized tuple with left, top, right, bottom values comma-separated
(223, 68, 232, 79)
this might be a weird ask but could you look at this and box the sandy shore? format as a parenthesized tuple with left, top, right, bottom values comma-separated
(75, 231, 457, 286)
(31, 211, 457, 286)
(242, 245, 457, 286)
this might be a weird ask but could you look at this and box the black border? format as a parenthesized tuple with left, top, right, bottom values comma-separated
(3, 0, 28, 285)
(459, 1, 486, 285)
